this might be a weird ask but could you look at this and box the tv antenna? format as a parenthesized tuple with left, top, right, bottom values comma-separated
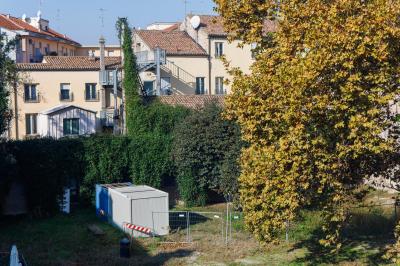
(39, 0, 44, 10)
(99, 8, 106, 34)
(56, 9, 61, 30)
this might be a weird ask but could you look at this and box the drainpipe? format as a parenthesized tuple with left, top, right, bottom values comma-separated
(208, 37, 212, 95)
(155, 47, 161, 95)
(99, 36, 106, 72)
(99, 36, 106, 109)
(13, 81, 19, 140)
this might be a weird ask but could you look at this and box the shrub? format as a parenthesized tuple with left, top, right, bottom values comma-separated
(81, 136, 131, 201)
(172, 103, 243, 207)
(0, 138, 84, 215)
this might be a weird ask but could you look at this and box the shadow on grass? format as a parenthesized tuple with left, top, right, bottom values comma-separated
(291, 209, 396, 265)
(134, 248, 194, 266)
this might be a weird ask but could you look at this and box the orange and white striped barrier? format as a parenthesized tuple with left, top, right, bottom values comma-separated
(124, 222, 152, 235)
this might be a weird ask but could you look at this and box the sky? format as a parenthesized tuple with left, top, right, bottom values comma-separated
(0, 0, 217, 45)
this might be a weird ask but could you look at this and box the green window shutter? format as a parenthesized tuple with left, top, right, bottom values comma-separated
(26, 114, 31, 134)
(85, 84, 90, 100)
(72, 119, 79, 134)
(63, 119, 69, 135)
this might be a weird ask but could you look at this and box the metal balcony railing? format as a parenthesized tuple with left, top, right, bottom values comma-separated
(85, 90, 100, 102)
(24, 93, 41, 103)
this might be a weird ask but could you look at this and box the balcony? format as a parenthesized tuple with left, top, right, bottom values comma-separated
(136, 48, 166, 72)
(60, 91, 74, 102)
(100, 109, 119, 127)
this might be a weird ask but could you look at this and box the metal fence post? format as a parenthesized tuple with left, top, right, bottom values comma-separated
(187, 211, 190, 243)
(151, 212, 155, 239)
(285, 220, 289, 243)
(226, 202, 229, 245)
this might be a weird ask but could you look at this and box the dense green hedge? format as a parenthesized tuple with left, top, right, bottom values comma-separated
(172, 103, 243, 207)
(0, 138, 83, 215)
(0, 101, 244, 214)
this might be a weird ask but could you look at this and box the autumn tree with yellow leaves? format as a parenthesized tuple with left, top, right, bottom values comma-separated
(214, 0, 400, 252)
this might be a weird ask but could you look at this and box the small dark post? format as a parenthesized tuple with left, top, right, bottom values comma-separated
(120, 238, 130, 258)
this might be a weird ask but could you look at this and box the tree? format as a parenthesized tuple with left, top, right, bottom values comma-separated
(0, 33, 17, 135)
(172, 103, 243, 206)
(116, 18, 141, 135)
(215, 0, 400, 248)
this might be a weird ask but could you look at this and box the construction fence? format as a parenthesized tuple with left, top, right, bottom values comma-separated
(149, 200, 400, 246)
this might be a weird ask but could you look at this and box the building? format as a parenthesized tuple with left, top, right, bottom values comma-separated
(76, 44, 121, 57)
(0, 12, 81, 63)
(9, 52, 123, 140)
(133, 29, 208, 95)
(132, 15, 276, 95)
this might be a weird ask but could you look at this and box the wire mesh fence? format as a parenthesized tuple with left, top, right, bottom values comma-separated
(151, 200, 400, 247)
(152, 211, 190, 243)
(188, 212, 224, 244)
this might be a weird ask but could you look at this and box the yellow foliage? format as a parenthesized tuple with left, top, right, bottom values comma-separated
(215, 0, 400, 250)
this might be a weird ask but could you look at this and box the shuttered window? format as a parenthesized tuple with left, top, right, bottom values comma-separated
(63, 118, 79, 136)
(25, 113, 38, 135)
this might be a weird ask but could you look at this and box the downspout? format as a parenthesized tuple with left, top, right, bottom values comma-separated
(208, 36, 212, 95)
(13, 81, 19, 140)
(99, 36, 106, 110)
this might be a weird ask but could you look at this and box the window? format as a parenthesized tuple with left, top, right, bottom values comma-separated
(108, 50, 115, 56)
(25, 114, 37, 135)
(45, 44, 50, 55)
(85, 83, 97, 101)
(24, 84, 38, 102)
(63, 118, 79, 136)
(251, 43, 257, 60)
(60, 83, 71, 101)
(215, 77, 225, 95)
(196, 77, 206, 95)
(215, 42, 224, 58)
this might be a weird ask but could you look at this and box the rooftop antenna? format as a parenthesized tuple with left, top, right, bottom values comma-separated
(56, 9, 61, 31)
(99, 8, 106, 35)
(183, 0, 188, 30)
(39, 0, 44, 14)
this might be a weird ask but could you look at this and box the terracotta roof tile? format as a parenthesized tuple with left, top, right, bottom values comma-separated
(0, 14, 80, 46)
(192, 15, 277, 37)
(17, 56, 121, 71)
(158, 95, 225, 109)
(135, 30, 207, 56)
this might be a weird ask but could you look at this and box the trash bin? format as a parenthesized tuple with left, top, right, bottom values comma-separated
(120, 238, 130, 258)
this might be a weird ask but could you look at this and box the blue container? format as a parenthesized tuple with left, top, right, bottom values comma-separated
(95, 184, 109, 221)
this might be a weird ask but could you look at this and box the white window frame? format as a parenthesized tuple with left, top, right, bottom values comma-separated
(24, 84, 38, 102)
(85, 83, 98, 101)
(215, 42, 224, 58)
(60, 83, 71, 101)
(25, 113, 38, 135)
(196, 77, 206, 95)
(215, 77, 225, 95)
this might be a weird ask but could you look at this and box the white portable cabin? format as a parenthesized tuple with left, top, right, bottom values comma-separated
(38, 105, 97, 139)
(96, 184, 169, 237)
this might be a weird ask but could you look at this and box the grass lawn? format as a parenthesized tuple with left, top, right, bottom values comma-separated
(0, 190, 398, 265)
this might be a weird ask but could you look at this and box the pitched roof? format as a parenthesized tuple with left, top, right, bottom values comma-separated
(134, 30, 207, 56)
(158, 95, 225, 109)
(17, 56, 121, 71)
(41, 104, 96, 115)
(0, 14, 80, 46)
(192, 15, 277, 37)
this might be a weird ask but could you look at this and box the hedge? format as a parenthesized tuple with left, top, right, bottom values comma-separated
(0, 138, 83, 215)
(172, 103, 243, 207)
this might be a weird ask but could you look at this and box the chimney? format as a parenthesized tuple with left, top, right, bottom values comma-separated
(99, 36, 106, 72)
